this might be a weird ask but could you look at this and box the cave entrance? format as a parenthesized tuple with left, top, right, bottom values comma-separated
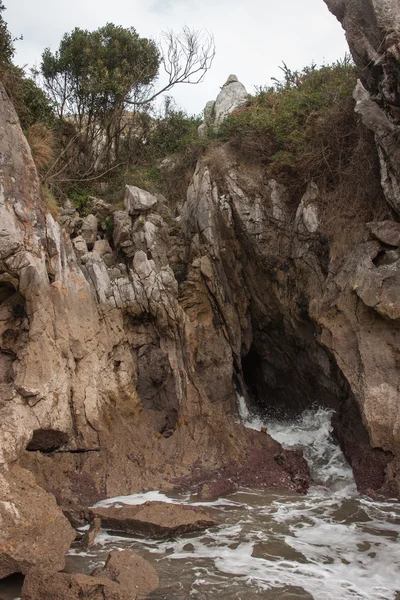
(241, 327, 346, 419)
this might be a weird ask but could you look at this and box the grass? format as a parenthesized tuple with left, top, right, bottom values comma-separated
(26, 123, 54, 172)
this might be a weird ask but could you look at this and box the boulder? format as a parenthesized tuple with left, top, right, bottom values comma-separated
(92, 550, 159, 598)
(72, 235, 88, 259)
(90, 197, 113, 220)
(80, 214, 98, 245)
(367, 220, 400, 247)
(20, 569, 130, 600)
(214, 75, 248, 127)
(124, 186, 157, 214)
(113, 210, 133, 249)
(93, 238, 113, 257)
(90, 501, 216, 538)
(0, 466, 75, 579)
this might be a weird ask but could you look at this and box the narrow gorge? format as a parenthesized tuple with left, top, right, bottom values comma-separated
(1, 0, 400, 598)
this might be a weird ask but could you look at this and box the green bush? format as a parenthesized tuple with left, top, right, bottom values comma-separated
(217, 58, 358, 187)
(67, 188, 95, 216)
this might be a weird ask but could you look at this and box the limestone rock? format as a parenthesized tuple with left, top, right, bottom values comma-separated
(113, 210, 133, 249)
(124, 185, 157, 214)
(90, 501, 216, 538)
(21, 569, 130, 600)
(200, 75, 248, 132)
(0, 466, 75, 579)
(81, 214, 98, 246)
(214, 75, 248, 127)
(92, 550, 159, 598)
(295, 182, 320, 233)
(93, 238, 113, 258)
(72, 235, 88, 259)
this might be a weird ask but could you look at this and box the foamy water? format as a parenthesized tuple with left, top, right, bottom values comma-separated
(65, 404, 400, 600)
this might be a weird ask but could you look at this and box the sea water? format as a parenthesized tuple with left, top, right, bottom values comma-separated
(64, 403, 400, 599)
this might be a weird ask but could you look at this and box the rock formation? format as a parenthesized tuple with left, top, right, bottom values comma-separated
(0, 80, 309, 579)
(198, 74, 248, 135)
(324, 0, 400, 213)
(2, 0, 400, 591)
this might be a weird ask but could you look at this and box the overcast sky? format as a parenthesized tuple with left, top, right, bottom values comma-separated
(6, 0, 348, 115)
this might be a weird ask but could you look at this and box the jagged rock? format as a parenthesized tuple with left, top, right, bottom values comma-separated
(92, 550, 159, 598)
(82, 517, 101, 549)
(80, 214, 98, 246)
(200, 74, 248, 133)
(323, 0, 400, 214)
(90, 501, 216, 538)
(113, 210, 133, 249)
(72, 235, 88, 259)
(351, 242, 400, 320)
(93, 238, 113, 257)
(124, 185, 158, 214)
(367, 220, 400, 247)
(90, 197, 113, 220)
(0, 466, 75, 579)
(295, 182, 320, 233)
(21, 569, 130, 600)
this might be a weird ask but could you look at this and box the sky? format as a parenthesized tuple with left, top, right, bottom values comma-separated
(6, 0, 348, 116)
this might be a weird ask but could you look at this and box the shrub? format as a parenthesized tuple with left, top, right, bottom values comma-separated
(67, 188, 95, 216)
(217, 58, 358, 188)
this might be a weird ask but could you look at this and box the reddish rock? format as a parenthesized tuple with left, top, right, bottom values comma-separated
(0, 466, 75, 579)
(332, 396, 395, 496)
(92, 550, 159, 598)
(175, 427, 310, 498)
(20, 569, 130, 600)
(82, 517, 101, 549)
(90, 501, 216, 538)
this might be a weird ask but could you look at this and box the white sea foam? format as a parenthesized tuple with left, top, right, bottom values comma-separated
(92, 490, 177, 508)
(72, 407, 400, 600)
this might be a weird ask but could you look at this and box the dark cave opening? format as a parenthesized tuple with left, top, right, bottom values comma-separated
(241, 328, 345, 419)
(240, 327, 394, 493)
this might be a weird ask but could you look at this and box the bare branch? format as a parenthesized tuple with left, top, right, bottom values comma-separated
(126, 27, 215, 106)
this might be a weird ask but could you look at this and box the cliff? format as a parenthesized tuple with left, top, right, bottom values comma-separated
(1, 0, 400, 582)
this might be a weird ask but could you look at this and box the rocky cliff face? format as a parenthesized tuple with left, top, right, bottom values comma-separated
(1, 0, 400, 582)
(0, 80, 311, 576)
(324, 0, 400, 214)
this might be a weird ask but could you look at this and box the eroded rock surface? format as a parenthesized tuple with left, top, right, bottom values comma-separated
(0, 466, 74, 579)
(2, 1, 400, 581)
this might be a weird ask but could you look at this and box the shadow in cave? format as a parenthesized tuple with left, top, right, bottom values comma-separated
(240, 325, 394, 494)
(241, 328, 346, 420)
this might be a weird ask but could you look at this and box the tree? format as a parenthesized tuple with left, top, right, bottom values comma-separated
(40, 23, 215, 171)
(0, 1, 14, 68)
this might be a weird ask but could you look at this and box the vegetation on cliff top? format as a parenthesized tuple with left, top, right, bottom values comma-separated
(0, 3, 387, 242)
